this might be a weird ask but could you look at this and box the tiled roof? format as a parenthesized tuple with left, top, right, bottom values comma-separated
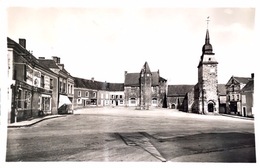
(7, 37, 56, 75)
(241, 80, 254, 92)
(217, 84, 226, 95)
(167, 85, 194, 97)
(124, 73, 140, 86)
(38, 59, 59, 69)
(124, 72, 163, 86)
(74, 77, 124, 91)
(233, 77, 251, 84)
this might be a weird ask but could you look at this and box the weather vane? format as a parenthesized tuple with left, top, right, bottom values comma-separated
(206, 16, 210, 29)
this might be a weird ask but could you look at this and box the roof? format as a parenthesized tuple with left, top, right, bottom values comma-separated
(38, 59, 59, 69)
(7, 37, 56, 75)
(74, 77, 124, 91)
(167, 85, 194, 97)
(233, 76, 251, 84)
(217, 84, 226, 95)
(124, 73, 140, 86)
(241, 80, 254, 92)
(140, 62, 151, 74)
(124, 72, 164, 86)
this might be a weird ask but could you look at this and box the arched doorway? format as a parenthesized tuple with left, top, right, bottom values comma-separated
(208, 101, 214, 112)
(172, 104, 176, 109)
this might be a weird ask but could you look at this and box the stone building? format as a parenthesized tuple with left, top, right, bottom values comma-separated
(167, 27, 221, 114)
(124, 62, 167, 109)
(240, 75, 254, 117)
(7, 37, 59, 123)
(73, 77, 124, 109)
(226, 74, 254, 116)
(194, 28, 219, 114)
(38, 57, 74, 114)
(167, 85, 194, 110)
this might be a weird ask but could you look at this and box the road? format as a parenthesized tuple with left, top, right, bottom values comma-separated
(6, 107, 256, 162)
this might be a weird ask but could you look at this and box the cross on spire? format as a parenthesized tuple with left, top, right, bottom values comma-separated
(206, 16, 210, 29)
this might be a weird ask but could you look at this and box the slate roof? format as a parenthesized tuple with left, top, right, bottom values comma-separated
(7, 37, 56, 75)
(167, 85, 194, 97)
(74, 77, 124, 91)
(217, 84, 226, 95)
(124, 72, 164, 87)
(168, 84, 227, 97)
(38, 59, 59, 69)
(241, 80, 254, 92)
(233, 76, 251, 84)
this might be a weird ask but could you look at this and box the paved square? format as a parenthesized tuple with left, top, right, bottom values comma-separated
(6, 107, 255, 162)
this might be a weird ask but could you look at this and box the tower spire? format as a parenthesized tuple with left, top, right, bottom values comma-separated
(206, 16, 210, 29)
(202, 16, 213, 54)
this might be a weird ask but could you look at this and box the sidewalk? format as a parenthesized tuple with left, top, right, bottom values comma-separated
(8, 115, 66, 128)
(221, 113, 254, 120)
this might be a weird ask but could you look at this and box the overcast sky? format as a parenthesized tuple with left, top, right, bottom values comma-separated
(6, 2, 256, 85)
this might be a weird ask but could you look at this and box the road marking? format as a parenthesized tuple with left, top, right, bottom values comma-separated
(117, 132, 167, 162)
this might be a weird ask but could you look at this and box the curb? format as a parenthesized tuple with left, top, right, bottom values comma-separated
(8, 115, 66, 128)
(221, 114, 254, 121)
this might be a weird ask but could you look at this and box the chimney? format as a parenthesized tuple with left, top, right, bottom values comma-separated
(19, 38, 26, 49)
(125, 71, 127, 76)
(52, 56, 60, 64)
(38, 57, 45, 60)
(251, 73, 254, 79)
(91, 77, 94, 82)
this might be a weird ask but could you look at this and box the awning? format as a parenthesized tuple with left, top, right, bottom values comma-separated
(59, 95, 72, 107)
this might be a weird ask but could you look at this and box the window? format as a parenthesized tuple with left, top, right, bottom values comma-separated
(232, 95, 235, 101)
(237, 94, 239, 101)
(93, 92, 96, 98)
(24, 90, 28, 109)
(24, 64, 27, 81)
(116, 95, 118, 99)
(41, 75, 45, 88)
(59, 81, 62, 92)
(152, 98, 157, 104)
(68, 84, 70, 93)
(111, 95, 114, 99)
(78, 91, 81, 97)
(63, 82, 66, 93)
(130, 98, 136, 104)
(50, 78, 53, 89)
(85, 91, 89, 97)
(17, 89, 22, 108)
(119, 95, 123, 99)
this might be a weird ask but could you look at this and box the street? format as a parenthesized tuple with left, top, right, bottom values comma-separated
(6, 107, 256, 162)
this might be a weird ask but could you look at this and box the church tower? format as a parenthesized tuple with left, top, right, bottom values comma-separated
(197, 19, 219, 114)
(140, 62, 152, 109)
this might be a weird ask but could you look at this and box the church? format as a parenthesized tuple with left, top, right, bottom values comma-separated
(124, 62, 167, 109)
(168, 26, 220, 114)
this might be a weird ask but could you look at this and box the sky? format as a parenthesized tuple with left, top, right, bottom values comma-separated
(6, 1, 257, 85)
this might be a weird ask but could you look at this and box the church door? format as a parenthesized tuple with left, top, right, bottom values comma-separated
(208, 102, 214, 112)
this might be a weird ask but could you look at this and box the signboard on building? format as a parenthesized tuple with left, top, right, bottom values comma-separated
(44, 76, 50, 90)
(26, 65, 33, 85)
(33, 70, 41, 87)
